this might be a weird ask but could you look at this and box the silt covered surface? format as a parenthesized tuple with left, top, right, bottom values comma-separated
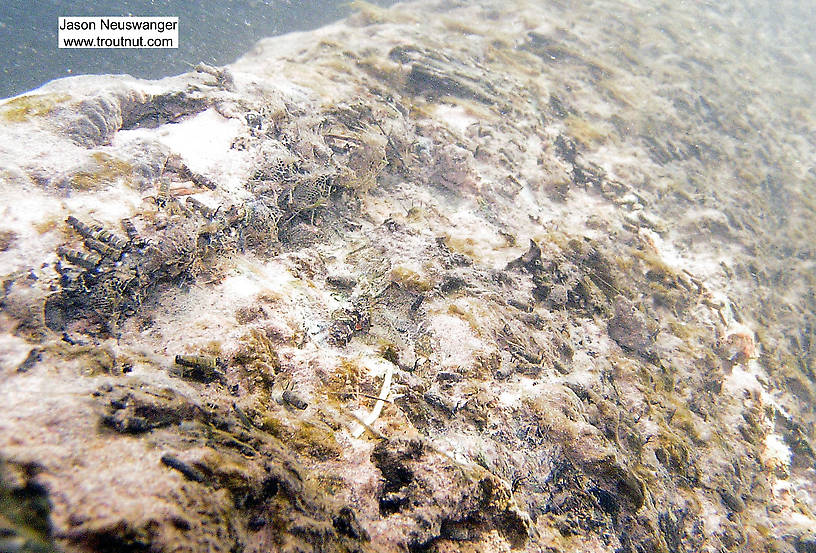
(0, 1, 815, 552)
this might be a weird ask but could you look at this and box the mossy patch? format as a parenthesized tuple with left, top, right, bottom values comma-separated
(565, 114, 607, 147)
(0, 93, 71, 123)
(314, 473, 346, 496)
(322, 357, 376, 404)
(32, 216, 62, 235)
(647, 282, 690, 314)
(447, 302, 481, 335)
(668, 320, 708, 347)
(232, 328, 280, 396)
(567, 238, 623, 301)
(390, 265, 433, 292)
(348, 0, 391, 24)
(292, 421, 342, 460)
(633, 249, 671, 276)
(439, 15, 485, 36)
(378, 343, 400, 365)
(348, 0, 416, 25)
(654, 434, 699, 484)
(0, 230, 18, 251)
(199, 340, 223, 358)
(441, 233, 500, 262)
(69, 152, 135, 191)
(356, 54, 403, 86)
(667, 404, 703, 445)
(45, 341, 116, 375)
(261, 415, 341, 461)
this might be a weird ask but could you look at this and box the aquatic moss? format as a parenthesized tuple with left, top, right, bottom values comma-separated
(32, 216, 61, 235)
(633, 249, 679, 283)
(69, 152, 135, 191)
(441, 234, 483, 261)
(356, 55, 402, 86)
(776, 358, 814, 406)
(323, 357, 376, 405)
(444, 96, 494, 121)
(314, 474, 346, 496)
(292, 421, 342, 460)
(260, 413, 288, 440)
(315, 41, 358, 75)
(233, 328, 280, 369)
(256, 289, 285, 305)
(0, 93, 71, 123)
(447, 302, 481, 335)
(740, 405, 766, 446)
(613, 254, 636, 273)
(348, 0, 417, 25)
(483, 42, 542, 77)
(260, 415, 341, 461)
(348, 0, 391, 24)
(199, 450, 256, 492)
(575, 276, 612, 314)
(0, 230, 17, 251)
(439, 15, 484, 36)
(568, 238, 623, 301)
(390, 266, 433, 292)
(378, 343, 399, 365)
(405, 98, 438, 121)
(232, 328, 280, 396)
(653, 435, 696, 482)
(667, 405, 703, 445)
(565, 114, 607, 147)
(200, 340, 223, 357)
(45, 342, 116, 375)
(668, 320, 709, 351)
(648, 281, 688, 314)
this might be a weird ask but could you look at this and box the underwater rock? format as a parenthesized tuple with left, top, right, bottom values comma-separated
(607, 296, 655, 355)
(370, 435, 530, 549)
(0, 459, 57, 553)
(1, 0, 815, 552)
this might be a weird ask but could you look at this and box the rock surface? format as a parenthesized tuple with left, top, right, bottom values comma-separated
(1, 1, 815, 552)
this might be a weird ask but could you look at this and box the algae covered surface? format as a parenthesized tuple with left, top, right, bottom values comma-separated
(1, 1, 815, 552)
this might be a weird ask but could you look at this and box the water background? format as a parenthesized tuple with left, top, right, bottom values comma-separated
(0, 0, 396, 100)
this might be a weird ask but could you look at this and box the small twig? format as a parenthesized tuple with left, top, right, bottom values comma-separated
(346, 410, 386, 439)
(351, 362, 394, 438)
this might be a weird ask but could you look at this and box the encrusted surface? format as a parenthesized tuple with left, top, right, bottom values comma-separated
(1, 1, 815, 552)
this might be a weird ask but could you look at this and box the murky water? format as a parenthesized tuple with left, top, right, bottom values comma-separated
(0, 0, 396, 99)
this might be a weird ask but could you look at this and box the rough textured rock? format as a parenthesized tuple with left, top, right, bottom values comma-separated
(1, 1, 815, 552)
(607, 296, 654, 355)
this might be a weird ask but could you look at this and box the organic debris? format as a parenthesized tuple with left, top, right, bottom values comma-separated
(1, 0, 815, 552)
